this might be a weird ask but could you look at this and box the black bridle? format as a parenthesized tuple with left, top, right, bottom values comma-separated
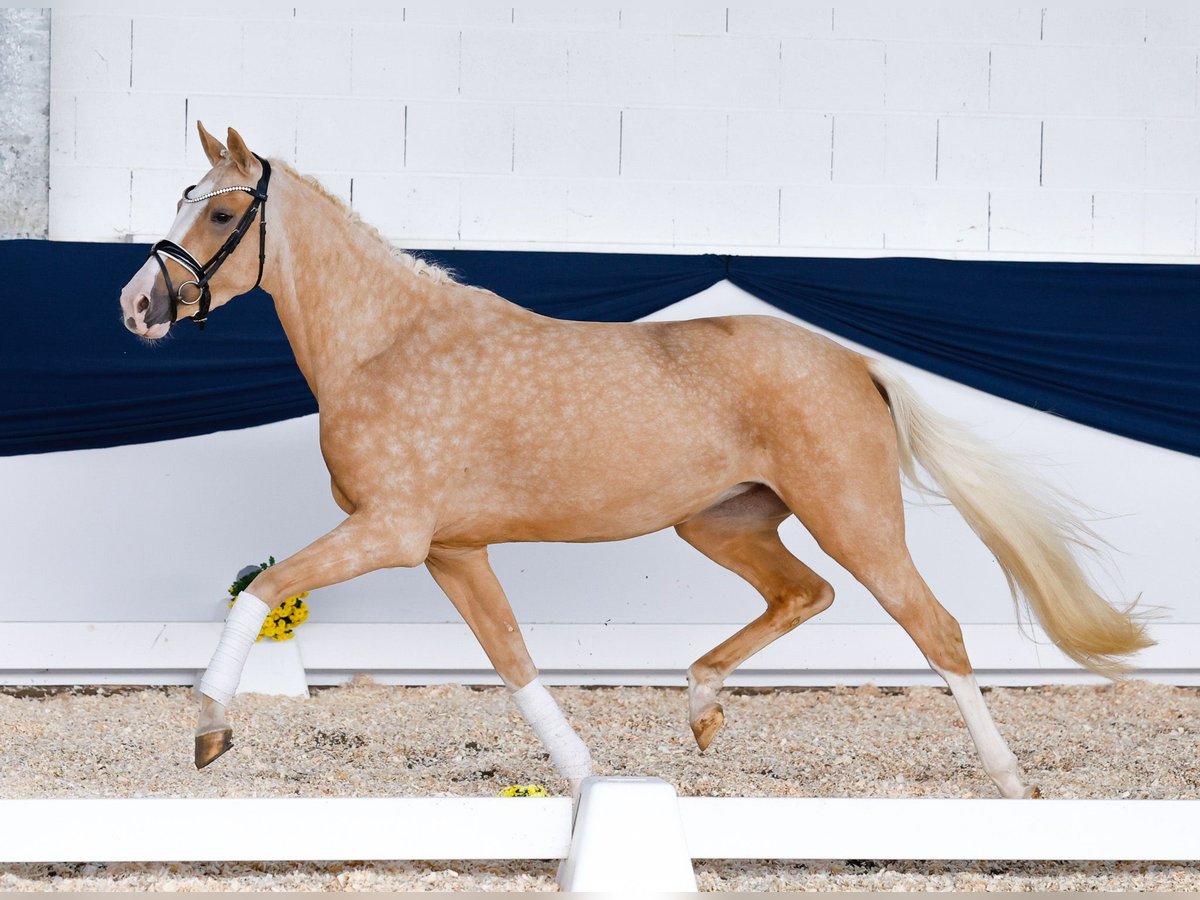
(149, 153, 271, 331)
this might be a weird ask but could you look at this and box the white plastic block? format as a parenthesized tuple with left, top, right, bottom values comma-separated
(1040, 5, 1146, 45)
(673, 183, 779, 248)
(989, 188, 1093, 254)
(884, 42, 990, 113)
(233, 637, 308, 697)
(1146, 120, 1200, 191)
(512, 3, 620, 30)
(297, 98, 405, 172)
(566, 179, 675, 245)
(242, 19, 352, 97)
(991, 45, 1195, 117)
(780, 184, 885, 248)
(618, 1, 727, 35)
(49, 13, 131, 91)
(514, 106, 620, 178)
(1041, 118, 1146, 191)
(782, 39, 885, 111)
(672, 35, 781, 108)
(726, 110, 831, 184)
(567, 32, 674, 105)
(460, 29, 568, 102)
(558, 777, 697, 893)
(352, 174, 461, 242)
(405, 102, 514, 175)
(351, 24, 461, 98)
(185, 96, 298, 168)
(48, 164, 131, 242)
(620, 108, 727, 181)
(936, 116, 1041, 188)
(459, 177, 569, 243)
(727, 4, 831, 37)
(131, 16, 243, 93)
(832, 2, 1040, 43)
(74, 91, 184, 169)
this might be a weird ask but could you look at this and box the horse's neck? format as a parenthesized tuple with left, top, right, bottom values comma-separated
(263, 173, 431, 399)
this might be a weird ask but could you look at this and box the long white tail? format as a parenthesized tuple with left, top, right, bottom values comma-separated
(867, 360, 1152, 678)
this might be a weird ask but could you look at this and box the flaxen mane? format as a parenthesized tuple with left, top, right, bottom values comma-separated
(272, 159, 458, 285)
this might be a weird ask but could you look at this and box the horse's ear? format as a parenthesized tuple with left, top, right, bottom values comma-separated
(225, 127, 258, 177)
(196, 121, 226, 167)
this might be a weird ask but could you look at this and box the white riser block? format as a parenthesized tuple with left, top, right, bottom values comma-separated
(558, 777, 697, 892)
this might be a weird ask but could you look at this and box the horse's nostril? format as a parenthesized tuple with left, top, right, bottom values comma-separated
(126, 316, 137, 330)
(136, 296, 150, 314)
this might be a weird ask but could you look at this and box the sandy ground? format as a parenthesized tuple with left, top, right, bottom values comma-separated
(1, 679, 1197, 891)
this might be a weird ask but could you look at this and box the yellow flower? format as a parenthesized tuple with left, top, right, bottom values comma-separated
(499, 784, 548, 798)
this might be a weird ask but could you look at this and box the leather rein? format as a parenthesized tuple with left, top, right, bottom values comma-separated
(148, 153, 271, 331)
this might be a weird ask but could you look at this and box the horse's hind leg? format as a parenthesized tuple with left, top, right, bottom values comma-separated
(426, 546, 592, 795)
(772, 391, 1037, 798)
(675, 486, 834, 751)
(845, 553, 1038, 798)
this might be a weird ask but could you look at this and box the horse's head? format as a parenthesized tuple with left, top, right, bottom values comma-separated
(120, 122, 270, 338)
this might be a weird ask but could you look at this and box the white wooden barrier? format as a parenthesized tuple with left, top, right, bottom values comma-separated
(3, 622, 1199, 686)
(1, 788, 1196, 891)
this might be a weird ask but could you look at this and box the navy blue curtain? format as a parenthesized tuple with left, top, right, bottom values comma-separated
(1, 240, 1196, 457)
(726, 256, 1200, 460)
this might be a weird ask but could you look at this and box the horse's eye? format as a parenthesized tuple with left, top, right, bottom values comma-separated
(211, 211, 234, 225)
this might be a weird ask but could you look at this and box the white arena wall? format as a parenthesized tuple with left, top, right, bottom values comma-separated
(3, 283, 1198, 684)
(48, 1, 1200, 258)
(4, 1, 1198, 685)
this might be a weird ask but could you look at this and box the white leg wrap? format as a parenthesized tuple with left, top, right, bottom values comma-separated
(933, 663, 1027, 797)
(198, 591, 271, 706)
(510, 678, 593, 781)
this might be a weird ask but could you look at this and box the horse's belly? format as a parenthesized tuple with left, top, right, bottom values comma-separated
(434, 459, 754, 545)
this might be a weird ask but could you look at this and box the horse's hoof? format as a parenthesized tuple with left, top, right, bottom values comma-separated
(195, 727, 233, 769)
(691, 705, 725, 752)
(1023, 785, 1042, 799)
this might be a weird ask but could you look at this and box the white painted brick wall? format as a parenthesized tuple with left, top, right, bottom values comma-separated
(47, 2, 1200, 261)
(782, 39, 886, 111)
(1041, 119, 1147, 190)
(514, 106, 620, 177)
(937, 117, 1041, 188)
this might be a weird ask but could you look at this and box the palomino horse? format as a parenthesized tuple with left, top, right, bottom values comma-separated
(120, 125, 1150, 799)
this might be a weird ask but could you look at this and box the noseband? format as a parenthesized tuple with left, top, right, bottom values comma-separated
(148, 154, 271, 331)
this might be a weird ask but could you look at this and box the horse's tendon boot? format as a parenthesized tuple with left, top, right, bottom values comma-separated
(194, 727, 233, 769)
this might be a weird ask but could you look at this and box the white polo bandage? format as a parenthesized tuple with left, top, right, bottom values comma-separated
(198, 591, 271, 706)
(510, 678, 593, 781)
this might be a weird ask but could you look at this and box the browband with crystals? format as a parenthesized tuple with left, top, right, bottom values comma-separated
(147, 153, 271, 331)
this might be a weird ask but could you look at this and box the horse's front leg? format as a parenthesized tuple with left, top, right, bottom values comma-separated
(425, 546, 593, 796)
(195, 513, 430, 768)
